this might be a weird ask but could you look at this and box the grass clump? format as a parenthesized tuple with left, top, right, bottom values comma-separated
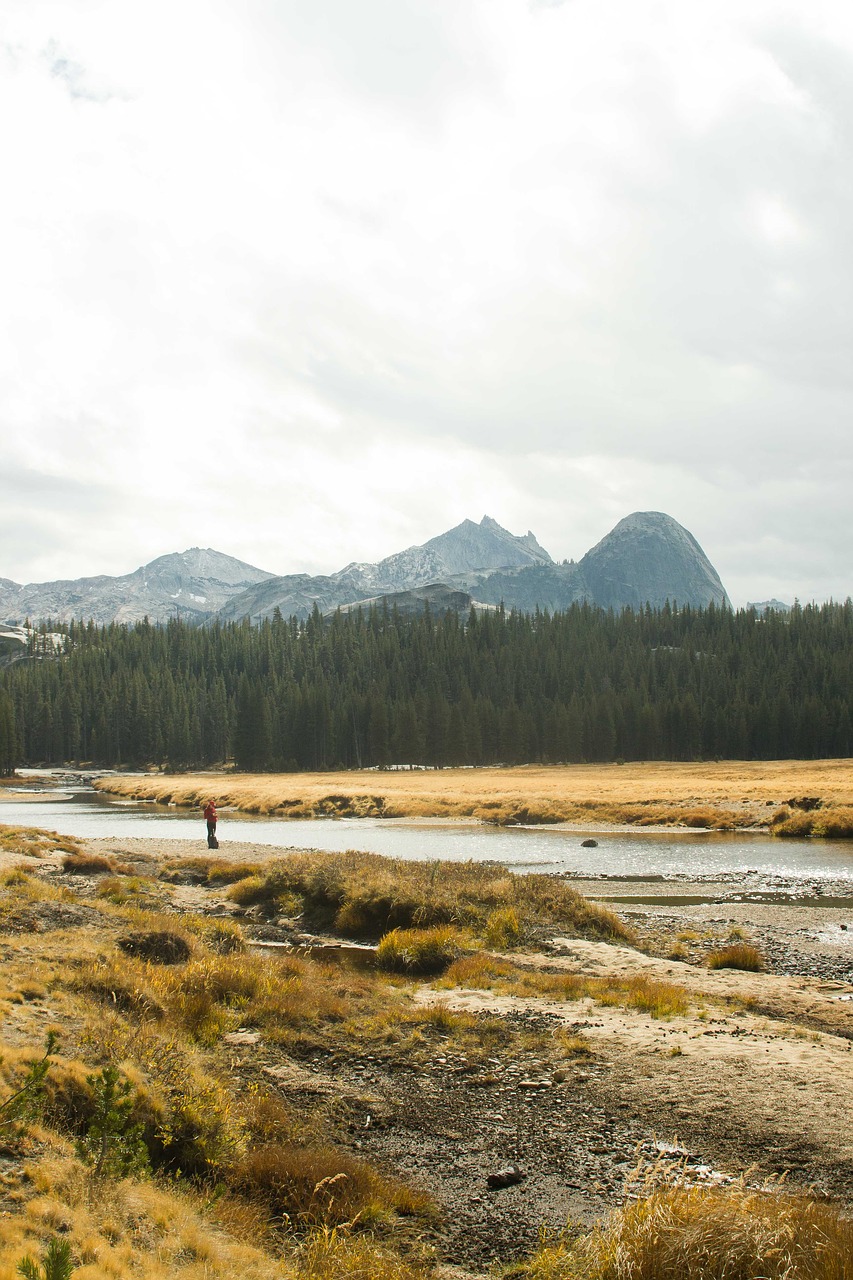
(226, 850, 634, 946)
(707, 944, 765, 972)
(232, 1143, 433, 1228)
(295, 1228, 433, 1279)
(159, 857, 264, 886)
(770, 804, 853, 838)
(438, 955, 689, 1018)
(376, 926, 468, 976)
(61, 852, 114, 875)
(483, 905, 522, 948)
(522, 1185, 853, 1279)
(0, 825, 83, 860)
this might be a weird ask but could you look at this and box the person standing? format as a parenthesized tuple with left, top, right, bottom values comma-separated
(203, 799, 218, 848)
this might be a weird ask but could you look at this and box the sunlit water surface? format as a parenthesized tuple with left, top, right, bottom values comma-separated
(3, 786, 853, 882)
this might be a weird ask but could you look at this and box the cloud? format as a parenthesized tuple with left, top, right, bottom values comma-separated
(1, 0, 852, 607)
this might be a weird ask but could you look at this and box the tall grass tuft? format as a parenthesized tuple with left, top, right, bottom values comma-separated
(296, 1226, 433, 1279)
(232, 1144, 433, 1228)
(771, 804, 853, 838)
(523, 1185, 853, 1279)
(226, 850, 634, 944)
(706, 944, 765, 971)
(376, 926, 467, 975)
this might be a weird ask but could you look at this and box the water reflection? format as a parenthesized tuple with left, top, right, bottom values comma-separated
(2, 787, 853, 882)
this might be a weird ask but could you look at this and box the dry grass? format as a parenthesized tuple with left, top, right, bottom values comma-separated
(438, 953, 689, 1018)
(232, 1143, 433, 1228)
(94, 759, 853, 831)
(294, 1228, 432, 1280)
(0, 1149, 288, 1280)
(376, 926, 468, 975)
(0, 824, 83, 860)
(521, 1184, 853, 1279)
(158, 857, 265, 886)
(770, 805, 853, 838)
(62, 851, 116, 875)
(224, 849, 633, 944)
(706, 944, 766, 972)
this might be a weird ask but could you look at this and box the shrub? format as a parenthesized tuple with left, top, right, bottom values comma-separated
(707, 944, 765, 972)
(0, 1031, 59, 1137)
(376, 926, 467, 976)
(16, 1238, 73, 1280)
(76, 1063, 150, 1178)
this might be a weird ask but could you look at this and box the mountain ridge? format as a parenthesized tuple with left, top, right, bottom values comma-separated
(0, 512, 730, 625)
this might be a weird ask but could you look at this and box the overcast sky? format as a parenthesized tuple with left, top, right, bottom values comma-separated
(2, 0, 852, 607)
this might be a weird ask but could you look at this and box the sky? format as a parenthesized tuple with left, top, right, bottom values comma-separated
(2, 0, 852, 608)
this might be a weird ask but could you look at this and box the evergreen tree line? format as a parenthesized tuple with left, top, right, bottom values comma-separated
(2, 599, 852, 771)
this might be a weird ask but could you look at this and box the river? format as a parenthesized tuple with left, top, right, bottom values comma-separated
(3, 780, 853, 883)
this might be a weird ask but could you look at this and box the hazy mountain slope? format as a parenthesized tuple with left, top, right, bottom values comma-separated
(222, 516, 555, 622)
(0, 548, 273, 625)
(451, 562, 588, 613)
(578, 512, 731, 611)
(216, 573, 371, 623)
(1, 513, 732, 625)
(360, 515, 552, 592)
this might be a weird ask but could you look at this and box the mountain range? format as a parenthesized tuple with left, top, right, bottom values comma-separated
(0, 512, 731, 627)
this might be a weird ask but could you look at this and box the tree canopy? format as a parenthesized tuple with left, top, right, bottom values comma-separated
(3, 600, 852, 771)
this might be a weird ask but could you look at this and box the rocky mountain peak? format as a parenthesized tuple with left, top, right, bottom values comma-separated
(579, 511, 731, 610)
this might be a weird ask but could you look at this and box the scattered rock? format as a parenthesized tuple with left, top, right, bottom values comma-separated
(581, 839, 598, 848)
(487, 1165, 524, 1190)
(223, 1029, 262, 1046)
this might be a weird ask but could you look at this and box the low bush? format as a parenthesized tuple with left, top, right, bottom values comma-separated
(770, 805, 853, 838)
(376, 926, 467, 975)
(706, 944, 765, 972)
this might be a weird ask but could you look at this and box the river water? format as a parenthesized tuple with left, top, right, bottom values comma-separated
(3, 783, 853, 883)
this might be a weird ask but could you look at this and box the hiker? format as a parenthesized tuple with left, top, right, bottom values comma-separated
(203, 799, 218, 848)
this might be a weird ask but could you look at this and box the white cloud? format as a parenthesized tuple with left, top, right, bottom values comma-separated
(1, 0, 853, 607)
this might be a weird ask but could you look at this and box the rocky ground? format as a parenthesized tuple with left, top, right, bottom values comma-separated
(2, 832, 853, 1278)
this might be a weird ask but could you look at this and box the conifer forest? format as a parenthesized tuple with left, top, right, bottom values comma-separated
(1, 599, 852, 774)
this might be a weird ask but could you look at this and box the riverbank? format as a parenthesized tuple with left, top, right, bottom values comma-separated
(1, 824, 852, 1277)
(90, 759, 853, 834)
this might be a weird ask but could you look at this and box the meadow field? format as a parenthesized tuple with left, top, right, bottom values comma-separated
(95, 758, 853, 833)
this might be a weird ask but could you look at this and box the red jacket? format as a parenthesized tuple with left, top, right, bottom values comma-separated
(203, 803, 217, 822)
